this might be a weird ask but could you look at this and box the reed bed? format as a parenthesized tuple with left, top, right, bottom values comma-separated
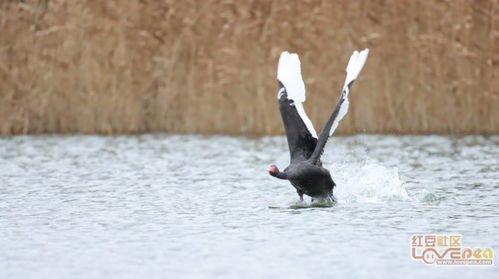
(1, 0, 498, 134)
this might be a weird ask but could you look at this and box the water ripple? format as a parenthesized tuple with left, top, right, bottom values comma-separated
(0, 134, 498, 278)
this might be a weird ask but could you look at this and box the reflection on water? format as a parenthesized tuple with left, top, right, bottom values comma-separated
(0, 134, 498, 278)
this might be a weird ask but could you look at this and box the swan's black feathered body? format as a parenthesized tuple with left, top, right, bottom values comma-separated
(276, 81, 333, 200)
(268, 50, 369, 202)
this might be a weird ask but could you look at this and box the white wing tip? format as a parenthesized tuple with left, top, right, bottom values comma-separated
(330, 48, 369, 136)
(276, 51, 306, 102)
(345, 48, 369, 87)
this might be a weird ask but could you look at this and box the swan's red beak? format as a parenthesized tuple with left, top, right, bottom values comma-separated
(268, 166, 277, 173)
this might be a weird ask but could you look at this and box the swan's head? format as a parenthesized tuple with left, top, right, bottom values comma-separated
(268, 165, 279, 177)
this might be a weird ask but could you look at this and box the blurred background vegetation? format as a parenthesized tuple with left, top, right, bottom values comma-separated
(0, 0, 497, 135)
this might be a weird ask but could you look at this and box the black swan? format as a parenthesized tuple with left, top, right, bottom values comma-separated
(268, 49, 369, 202)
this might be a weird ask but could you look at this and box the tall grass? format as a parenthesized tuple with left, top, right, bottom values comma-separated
(1, 0, 498, 134)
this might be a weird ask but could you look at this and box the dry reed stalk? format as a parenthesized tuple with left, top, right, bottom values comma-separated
(0, 0, 498, 135)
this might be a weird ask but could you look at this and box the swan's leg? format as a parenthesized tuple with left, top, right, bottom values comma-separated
(328, 192, 336, 203)
(297, 190, 304, 201)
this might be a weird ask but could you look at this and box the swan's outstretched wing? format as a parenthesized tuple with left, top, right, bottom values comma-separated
(309, 49, 370, 164)
(277, 51, 318, 162)
(329, 49, 370, 136)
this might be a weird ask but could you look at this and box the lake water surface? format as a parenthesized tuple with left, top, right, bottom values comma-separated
(1, 134, 498, 278)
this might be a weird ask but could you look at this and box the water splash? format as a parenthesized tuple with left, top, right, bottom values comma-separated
(332, 162, 409, 203)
